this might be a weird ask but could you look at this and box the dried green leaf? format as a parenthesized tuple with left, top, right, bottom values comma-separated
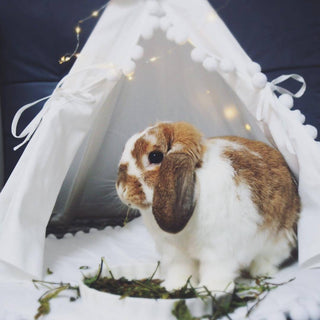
(34, 285, 69, 319)
(79, 266, 90, 270)
(82, 259, 295, 320)
(46, 268, 53, 275)
(83, 258, 104, 286)
(172, 300, 195, 320)
(148, 261, 160, 281)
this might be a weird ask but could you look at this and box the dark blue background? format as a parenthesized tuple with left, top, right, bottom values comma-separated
(1, 0, 319, 182)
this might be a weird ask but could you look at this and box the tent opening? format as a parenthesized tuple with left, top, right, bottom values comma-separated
(49, 30, 268, 236)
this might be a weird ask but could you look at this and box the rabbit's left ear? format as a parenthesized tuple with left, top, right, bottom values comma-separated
(152, 153, 197, 233)
(152, 122, 204, 233)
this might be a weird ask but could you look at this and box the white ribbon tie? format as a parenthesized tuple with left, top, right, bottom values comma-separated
(11, 67, 112, 151)
(271, 73, 306, 98)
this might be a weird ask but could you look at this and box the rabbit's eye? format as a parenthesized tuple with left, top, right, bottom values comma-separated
(148, 151, 164, 164)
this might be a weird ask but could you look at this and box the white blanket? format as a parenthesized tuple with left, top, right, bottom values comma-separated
(0, 219, 319, 320)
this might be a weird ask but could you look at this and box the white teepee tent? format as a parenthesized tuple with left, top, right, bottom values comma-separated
(0, 0, 319, 290)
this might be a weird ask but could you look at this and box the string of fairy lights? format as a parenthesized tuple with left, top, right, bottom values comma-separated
(57, 2, 316, 140)
(59, 3, 108, 64)
(59, 0, 234, 65)
(58, 2, 254, 133)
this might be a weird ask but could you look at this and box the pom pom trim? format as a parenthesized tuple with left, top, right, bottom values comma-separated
(122, 60, 136, 76)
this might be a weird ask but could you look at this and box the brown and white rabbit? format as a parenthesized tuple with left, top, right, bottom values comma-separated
(116, 122, 300, 293)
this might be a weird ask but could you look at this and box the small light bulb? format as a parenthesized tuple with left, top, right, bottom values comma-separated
(207, 12, 217, 22)
(126, 72, 134, 81)
(75, 26, 81, 34)
(223, 105, 238, 120)
(149, 56, 159, 62)
(245, 124, 252, 131)
(206, 90, 211, 95)
(92, 10, 99, 17)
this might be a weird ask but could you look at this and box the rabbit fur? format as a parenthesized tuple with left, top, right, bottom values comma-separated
(116, 122, 300, 293)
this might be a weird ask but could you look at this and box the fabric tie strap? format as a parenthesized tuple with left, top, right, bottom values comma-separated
(270, 74, 306, 98)
(11, 95, 52, 151)
(11, 67, 113, 151)
(255, 73, 306, 122)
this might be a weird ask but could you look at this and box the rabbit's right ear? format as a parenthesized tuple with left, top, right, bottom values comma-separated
(151, 122, 204, 234)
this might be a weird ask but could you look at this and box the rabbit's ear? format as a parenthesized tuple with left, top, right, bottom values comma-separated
(151, 122, 204, 233)
(152, 153, 197, 233)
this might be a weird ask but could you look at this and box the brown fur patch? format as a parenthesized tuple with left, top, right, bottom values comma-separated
(131, 137, 149, 170)
(221, 136, 300, 231)
(143, 169, 159, 187)
(117, 163, 149, 209)
(148, 125, 172, 153)
(151, 122, 205, 167)
(125, 174, 149, 209)
(117, 163, 129, 187)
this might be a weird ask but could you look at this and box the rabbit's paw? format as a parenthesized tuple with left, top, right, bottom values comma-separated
(249, 257, 278, 278)
(162, 272, 197, 291)
(199, 278, 235, 297)
(162, 277, 189, 291)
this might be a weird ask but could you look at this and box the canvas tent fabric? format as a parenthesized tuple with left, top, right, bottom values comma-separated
(1, 0, 319, 235)
(0, 0, 319, 290)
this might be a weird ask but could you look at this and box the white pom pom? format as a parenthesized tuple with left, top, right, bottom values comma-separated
(47, 234, 56, 239)
(75, 230, 85, 237)
(266, 312, 287, 320)
(289, 304, 309, 320)
(106, 68, 121, 81)
(146, 0, 162, 15)
(166, 26, 186, 44)
(203, 57, 218, 72)
(122, 60, 136, 76)
(131, 45, 144, 60)
(174, 29, 188, 45)
(64, 233, 73, 239)
(248, 61, 261, 75)
(252, 72, 267, 89)
(219, 59, 235, 73)
(291, 109, 306, 124)
(140, 16, 159, 41)
(300, 299, 320, 320)
(190, 48, 207, 63)
(160, 16, 171, 31)
(141, 27, 154, 40)
(279, 94, 294, 109)
(304, 124, 318, 139)
(166, 27, 175, 41)
(147, 16, 160, 30)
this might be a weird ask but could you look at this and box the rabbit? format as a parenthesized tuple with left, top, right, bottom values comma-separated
(116, 121, 300, 294)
